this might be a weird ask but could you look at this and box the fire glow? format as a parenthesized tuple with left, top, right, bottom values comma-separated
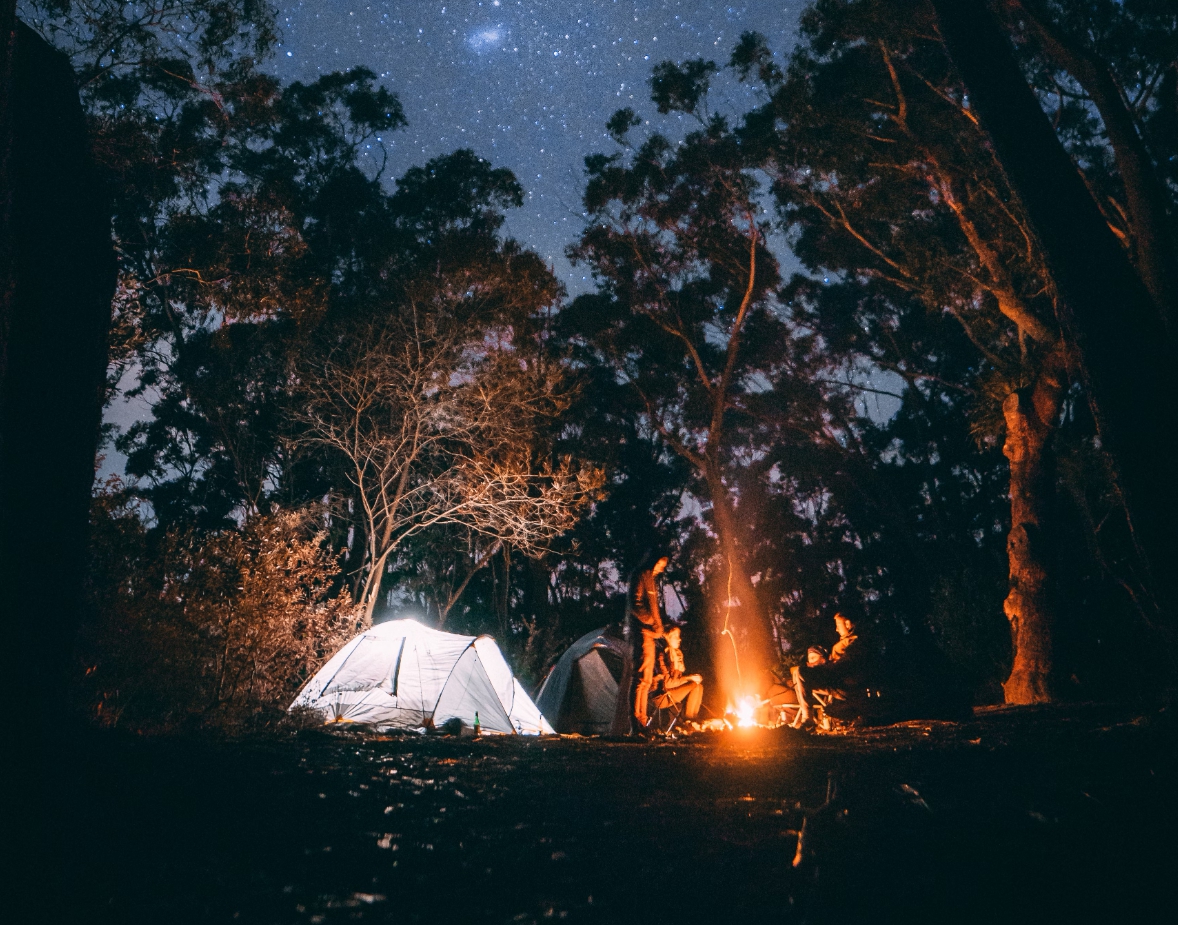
(732, 695, 760, 728)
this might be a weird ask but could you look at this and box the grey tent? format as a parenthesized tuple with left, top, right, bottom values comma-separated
(536, 627, 632, 735)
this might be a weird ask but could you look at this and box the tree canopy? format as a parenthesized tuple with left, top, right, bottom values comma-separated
(33, 0, 1175, 729)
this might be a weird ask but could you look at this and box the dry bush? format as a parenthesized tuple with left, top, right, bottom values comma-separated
(81, 490, 360, 733)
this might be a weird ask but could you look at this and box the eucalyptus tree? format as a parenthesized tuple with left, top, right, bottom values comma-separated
(735, 3, 1078, 701)
(291, 257, 600, 624)
(566, 63, 847, 686)
(918, 0, 1178, 649)
(1002, 0, 1178, 322)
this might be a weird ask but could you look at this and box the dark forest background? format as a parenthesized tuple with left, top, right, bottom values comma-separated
(14, 0, 1177, 731)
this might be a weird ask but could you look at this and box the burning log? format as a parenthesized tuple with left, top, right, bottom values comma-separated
(732, 695, 761, 728)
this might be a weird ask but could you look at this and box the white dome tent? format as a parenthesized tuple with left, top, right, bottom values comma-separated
(291, 619, 553, 734)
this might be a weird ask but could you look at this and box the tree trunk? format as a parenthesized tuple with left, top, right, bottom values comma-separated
(930, 0, 1178, 624)
(1011, 0, 1178, 328)
(359, 544, 391, 626)
(1001, 343, 1068, 702)
(0, 1, 14, 393)
(1001, 367, 1064, 702)
(0, 22, 115, 923)
(1002, 398, 1052, 702)
(706, 466, 775, 691)
(359, 560, 379, 624)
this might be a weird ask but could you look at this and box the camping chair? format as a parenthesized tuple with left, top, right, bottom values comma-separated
(808, 688, 843, 731)
(645, 635, 696, 733)
(764, 680, 805, 728)
(647, 681, 687, 734)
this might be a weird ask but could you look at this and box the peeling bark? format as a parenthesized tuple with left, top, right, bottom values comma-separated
(1001, 345, 1068, 703)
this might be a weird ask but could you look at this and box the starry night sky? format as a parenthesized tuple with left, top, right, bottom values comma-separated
(271, 1, 806, 292)
(104, 2, 842, 476)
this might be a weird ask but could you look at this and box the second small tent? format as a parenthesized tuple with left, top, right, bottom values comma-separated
(535, 627, 632, 735)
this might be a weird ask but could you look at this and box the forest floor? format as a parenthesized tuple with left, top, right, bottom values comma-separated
(49, 702, 1176, 925)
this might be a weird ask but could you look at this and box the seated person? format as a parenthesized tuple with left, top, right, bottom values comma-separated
(830, 613, 858, 662)
(791, 613, 866, 725)
(651, 625, 704, 719)
(767, 654, 821, 726)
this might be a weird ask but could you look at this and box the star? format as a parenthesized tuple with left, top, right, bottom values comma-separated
(271, 1, 806, 292)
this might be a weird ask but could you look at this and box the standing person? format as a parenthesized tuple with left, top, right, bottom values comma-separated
(653, 625, 704, 720)
(626, 548, 669, 731)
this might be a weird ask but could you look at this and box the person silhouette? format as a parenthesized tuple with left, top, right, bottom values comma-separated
(652, 625, 704, 720)
(625, 548, 669, 731)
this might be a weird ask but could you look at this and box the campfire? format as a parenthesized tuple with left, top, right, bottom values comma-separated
(733, 695, 760, 727)
(714, 693, 791, 730)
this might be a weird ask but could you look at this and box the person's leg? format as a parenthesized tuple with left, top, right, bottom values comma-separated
(790, 666, 811, 726)
(656, 679, 691, 709)
(632, 630, 657, 727)
(685, 681, 703, 718)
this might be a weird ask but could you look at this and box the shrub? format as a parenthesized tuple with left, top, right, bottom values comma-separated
(81, 490, 360, 732)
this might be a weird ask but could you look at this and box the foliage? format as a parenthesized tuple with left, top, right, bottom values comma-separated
(1003, 0, 1178, 313)
(292, 300, 601, 622)
(729, 0, 1173, 696)
(81, 482, 358, 732)
(566, 62, 850, 681)
(50, 0, 1178, 719)
(55, 2, 599, 686)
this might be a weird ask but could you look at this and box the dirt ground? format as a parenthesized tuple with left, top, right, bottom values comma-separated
(47, 703, 1177, 924)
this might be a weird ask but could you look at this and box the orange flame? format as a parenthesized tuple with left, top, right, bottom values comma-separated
(734, 695, 758, 728)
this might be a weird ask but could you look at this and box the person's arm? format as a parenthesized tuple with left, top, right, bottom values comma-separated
(805, 661, 837, 689)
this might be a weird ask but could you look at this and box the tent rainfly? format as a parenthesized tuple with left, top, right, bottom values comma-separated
(291, 619, 553, 734)
(535, 626, 632, 735)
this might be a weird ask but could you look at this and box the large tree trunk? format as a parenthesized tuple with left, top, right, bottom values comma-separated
(1, 19, 114, 722)
(0, 21, 114, 924)
(930, 0, 1178, 624)
(705, 466, 775, 693)
(0, 2, 13, 391)
(1010, 0, 1178, 328)
(1001, 346, 1067, 703)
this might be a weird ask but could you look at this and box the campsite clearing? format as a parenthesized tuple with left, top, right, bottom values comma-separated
(51, 703, 1175, 923)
